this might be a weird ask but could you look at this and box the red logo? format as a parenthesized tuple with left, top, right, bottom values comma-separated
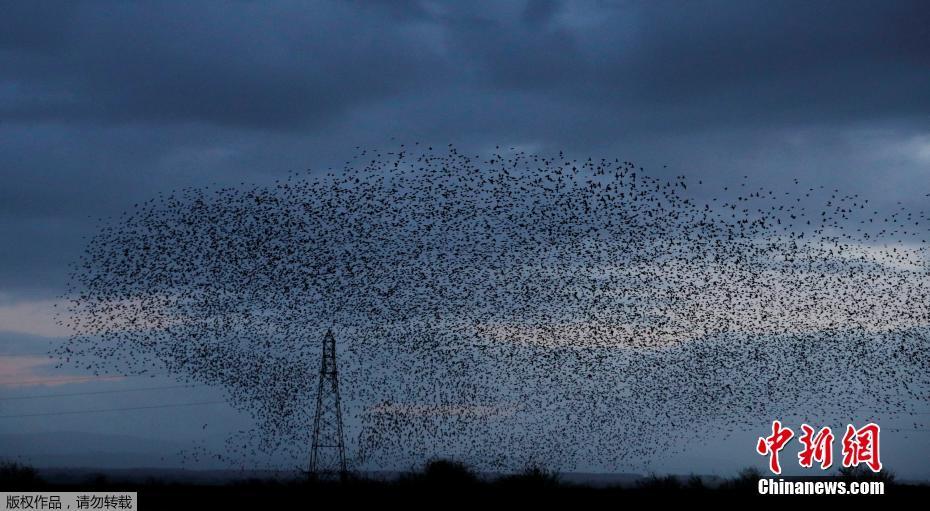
(842, 423, 882, 472)
(756, 420, 794, 474)
(757, 421, 881, 474)
(798, 424, 834, 469)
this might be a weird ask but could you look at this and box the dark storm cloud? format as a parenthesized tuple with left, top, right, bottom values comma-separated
(444, 0, 930, 128)
(0, 0, 446, 129)
(1, 0, 929, 296)
(2, 1, 928, 131)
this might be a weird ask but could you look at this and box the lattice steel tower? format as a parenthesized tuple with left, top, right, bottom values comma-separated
(309, 329, 347, 478)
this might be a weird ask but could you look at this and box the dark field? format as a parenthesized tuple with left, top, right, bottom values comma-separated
(3, 460, 928, 506)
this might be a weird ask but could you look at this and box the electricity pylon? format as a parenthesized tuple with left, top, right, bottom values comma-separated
(309, 328, 347, 478)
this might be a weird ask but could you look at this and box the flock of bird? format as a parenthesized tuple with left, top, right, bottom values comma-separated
(56, 145, 930, 473)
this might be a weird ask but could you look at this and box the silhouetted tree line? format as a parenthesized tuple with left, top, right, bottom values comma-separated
(1, 459, 925, 503)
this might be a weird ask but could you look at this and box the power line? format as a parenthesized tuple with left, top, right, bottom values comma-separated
(0, 400, 227, 419)
(0, 383, 203, 401)
(0, 375, 127, 385)
(0, 375, 166, 386)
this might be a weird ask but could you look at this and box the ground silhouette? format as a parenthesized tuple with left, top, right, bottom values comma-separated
(2, 460, 926, 504)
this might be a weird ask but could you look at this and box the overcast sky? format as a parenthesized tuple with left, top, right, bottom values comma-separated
(2, 0, 930, 477)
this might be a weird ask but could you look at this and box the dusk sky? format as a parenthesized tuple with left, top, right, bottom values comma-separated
(2, 0, 930, 478)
